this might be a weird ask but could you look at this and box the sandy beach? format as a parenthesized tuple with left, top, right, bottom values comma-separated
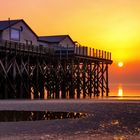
(0, 99, 139, 140)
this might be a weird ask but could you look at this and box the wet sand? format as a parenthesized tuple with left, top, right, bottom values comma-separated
(0, 99, 139, 140)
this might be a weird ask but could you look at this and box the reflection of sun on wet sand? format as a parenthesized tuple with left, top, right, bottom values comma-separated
(0, 99, 139, 140)
(118, 86, 123, 97)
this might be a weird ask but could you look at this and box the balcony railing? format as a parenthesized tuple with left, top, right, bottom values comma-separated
(0, 40, 54, 55)
(52, 45, 111, 60)
(74, 46, 111, 60)
(0, 40, 111, 60)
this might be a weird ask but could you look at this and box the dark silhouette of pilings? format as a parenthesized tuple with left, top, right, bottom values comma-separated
(0, 40, 112, 99)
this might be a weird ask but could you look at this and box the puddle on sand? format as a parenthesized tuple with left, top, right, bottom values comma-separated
(0, 110, 87, 122)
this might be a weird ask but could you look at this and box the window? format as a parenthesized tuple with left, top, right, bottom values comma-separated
(20, 26, 23, 31)
(10, 28, 20, 41)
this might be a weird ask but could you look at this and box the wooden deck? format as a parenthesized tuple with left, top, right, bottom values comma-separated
(0, 40, 112, 99)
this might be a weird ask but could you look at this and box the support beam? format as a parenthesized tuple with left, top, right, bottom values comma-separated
(0, 41, 112, 99)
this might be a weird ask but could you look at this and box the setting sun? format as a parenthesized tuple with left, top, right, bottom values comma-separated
(0, 0, 140, 84)
(118, 62, 124, 67)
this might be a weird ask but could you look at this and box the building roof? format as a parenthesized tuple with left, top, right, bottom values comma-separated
(0, 19, 21, 30)
(39, 35, 74, 43)
(0, 19, 38, 37)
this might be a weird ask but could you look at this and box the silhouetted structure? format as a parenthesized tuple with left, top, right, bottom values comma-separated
(0, 19, 112, 99)
(0, 40, 112, 99)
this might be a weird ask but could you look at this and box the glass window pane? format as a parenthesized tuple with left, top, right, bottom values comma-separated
(11, 29, 20, 40)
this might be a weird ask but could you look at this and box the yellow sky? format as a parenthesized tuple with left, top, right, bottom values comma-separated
(1, 0, 140, 63)
(1, 0, 140, 84)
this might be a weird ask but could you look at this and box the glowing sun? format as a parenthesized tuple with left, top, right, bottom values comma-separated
(118, 62, 124, 67)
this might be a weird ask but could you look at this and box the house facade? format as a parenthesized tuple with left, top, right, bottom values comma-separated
(0, 19, 75, 50)
(38, 35, 75, 49)
(0, 19, 38, 46)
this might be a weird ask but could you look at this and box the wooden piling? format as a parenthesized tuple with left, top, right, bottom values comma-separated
(0, 40, 112, 99)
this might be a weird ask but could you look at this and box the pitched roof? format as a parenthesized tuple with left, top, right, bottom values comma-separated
(39, 35, 74, 43)
(0, 19, 38, 37)
(0, 19, 21, 30)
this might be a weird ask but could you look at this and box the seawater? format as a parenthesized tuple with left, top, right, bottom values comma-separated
(31, 83, 140, 100)
(109, 83, 140, 98)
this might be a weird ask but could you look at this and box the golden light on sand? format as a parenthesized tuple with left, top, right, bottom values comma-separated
(118, 62, 124, 67)
(118, 87, 123, 97)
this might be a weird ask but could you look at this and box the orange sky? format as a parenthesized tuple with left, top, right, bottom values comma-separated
(1, 0, 140, 83)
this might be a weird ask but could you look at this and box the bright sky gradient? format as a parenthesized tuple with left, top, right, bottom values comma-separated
(1, 0, 140, 83)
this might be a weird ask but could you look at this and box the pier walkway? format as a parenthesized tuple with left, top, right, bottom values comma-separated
(0, 40, 112, 99)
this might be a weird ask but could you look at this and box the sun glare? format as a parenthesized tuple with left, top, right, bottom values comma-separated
(118, 87, 123, 97)
(118, 62, 124, 67)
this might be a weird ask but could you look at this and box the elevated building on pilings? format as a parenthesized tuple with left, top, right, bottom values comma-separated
(0, 19, 112, 99)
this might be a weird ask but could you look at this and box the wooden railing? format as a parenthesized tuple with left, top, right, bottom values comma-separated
(0, 40, 54, 55)
(52, 45, 111, 60)
(0, 40, 111, 60)
(74, 46, 111, 60)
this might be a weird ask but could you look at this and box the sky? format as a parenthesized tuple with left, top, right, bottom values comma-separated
(1, 0, 140, 83)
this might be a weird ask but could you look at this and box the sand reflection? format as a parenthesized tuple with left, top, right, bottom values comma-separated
(118, 86, 123, 97)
